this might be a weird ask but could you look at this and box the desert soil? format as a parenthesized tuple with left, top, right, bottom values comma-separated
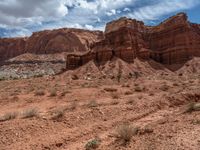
(0, 59, 200, 150)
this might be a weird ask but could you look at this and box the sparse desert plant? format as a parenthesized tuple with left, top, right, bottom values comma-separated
(0, 77, 5, 81)
(134, 86, 143, 92)
(51, 108, 65, 120)
(60, 90, 70, 97)
(160, 84, 169, 91)
(126, 98, 135, 105)
(111, 99, 119, 105)
(34, 89, 45, 96)
(69, 101, 77, 110)
(116, 123, 139, 145)
(111, 92, 120, 99)
(49, 89, 57, 97)
(183, 102, 200, 113)
(104, 87, 117, 92)
(124, 91, 133, 95)
(21, 107, 39, 118)
(173, 83, 179, 86)
(88, 100, 98, 108)
(85, 138, 100, 150)
(0, 111, 18, 122)
(149, 92, 154, 96)
(192, 119, 200, 125)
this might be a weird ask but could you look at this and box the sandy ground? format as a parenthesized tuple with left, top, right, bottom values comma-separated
(0, 59, 200, 150)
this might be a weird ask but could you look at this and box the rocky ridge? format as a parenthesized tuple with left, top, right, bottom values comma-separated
(0, 12, 200, 79)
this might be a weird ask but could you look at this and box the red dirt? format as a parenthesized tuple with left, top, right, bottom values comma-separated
(0, 58, 200, 150)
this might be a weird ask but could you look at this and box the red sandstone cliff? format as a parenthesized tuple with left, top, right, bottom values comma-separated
(0, 28, 103, 62)
(147, 13, 200, 64)
(0, 13, 200, 69)
(25, 28, 103, 54)
(0, 37, 27, 61)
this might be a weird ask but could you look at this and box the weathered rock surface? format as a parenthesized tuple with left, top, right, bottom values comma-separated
(147, 13, 200, 64)
(67, 13, 200, 69)
(25, 28, 103, 54)
(92, 17, 149, 63)
(0, 13, 200, 71)
(0, 38, 27, 61)
(0, 28, 103, 63)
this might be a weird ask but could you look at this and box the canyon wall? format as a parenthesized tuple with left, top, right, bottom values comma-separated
(0, 38, 27, 61)
(0, 28, 103, 62)
(0, 13, 200, 70)
(147, 13, 200, 64)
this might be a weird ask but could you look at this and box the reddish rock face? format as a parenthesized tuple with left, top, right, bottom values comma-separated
(0, 38, 27, 62)
(94, 13, 200, 65)
(147, 13, 200, 64)
(0, 13, 200, 69)
(92, 17, 149, 63)
(0, 28, 103, 62)
(25, 28, 103, 54)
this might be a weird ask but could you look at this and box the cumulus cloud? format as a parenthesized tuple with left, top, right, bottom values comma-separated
(0, 0, 199, 37)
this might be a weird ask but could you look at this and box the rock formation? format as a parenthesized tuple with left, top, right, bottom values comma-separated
(0, 37, 27, 61)
(67, 13, 200, 69)
(147, 13, 200, 64)
(25, 28, 103, 54)
(0, 12, 200, 70)
(0, 28, 103, 63)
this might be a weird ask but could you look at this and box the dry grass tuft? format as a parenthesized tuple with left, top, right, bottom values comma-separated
(49, 89, 57, 97)
(104, 87, 117, 92)
(115, 123, 139, 145)
(85, 138, 101, 150)
(0, 111, 18, 122)
(124, 91, 133, 95)
(111, 92, 120, 99)
(34, 89, 45, 96)
(88, 100, 98, 108)
(21, 107, 39, 118)
(183, 102, 200, 113)
(111, 100, 119, 105)
(134, 86, 143, 92)
(160, 84, 169, 91)
(126, 98, 135, 105)
(51, 108, 65, 120)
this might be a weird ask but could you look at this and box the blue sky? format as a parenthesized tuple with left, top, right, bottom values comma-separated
(0, 0, 200, 37)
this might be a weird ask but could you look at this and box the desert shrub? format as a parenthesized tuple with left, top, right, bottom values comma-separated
(126, 98, 135, 105)
(104, 87, 117, 92)
(71, 74, 79, 80)
(183, 102, 200, 113)
(60, 90, 70, 97)
(111, 92, 120, 99)
(49, 89, 57, 97)
(85, 138, 100, 150)
(51, 109, 65, 120)
(0, 76, 6, 81)
(88, 100, 98, 108)
(34, 89, 45, 96)
(149, 92, 154, 96)
(116, 123, 139, 145)
(173, 83, 179, 86)
(0, 112, 18, 121)
(160, 84, 169, 91)
(124, 91, 133, 95)
(69, 101, 77, 110)
(134, 86, 143, 92)
(111, 100, 119, 105)
(21, 107, 39, 118)
(192, 120, 200, 125)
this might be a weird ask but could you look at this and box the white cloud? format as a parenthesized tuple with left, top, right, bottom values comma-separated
(0, 0, 199, 37)
(106, 9, 117, 16)
(128, 0, 200, 21)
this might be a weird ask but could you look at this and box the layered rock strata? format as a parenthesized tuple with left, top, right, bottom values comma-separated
(0, 13, 200, 70)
